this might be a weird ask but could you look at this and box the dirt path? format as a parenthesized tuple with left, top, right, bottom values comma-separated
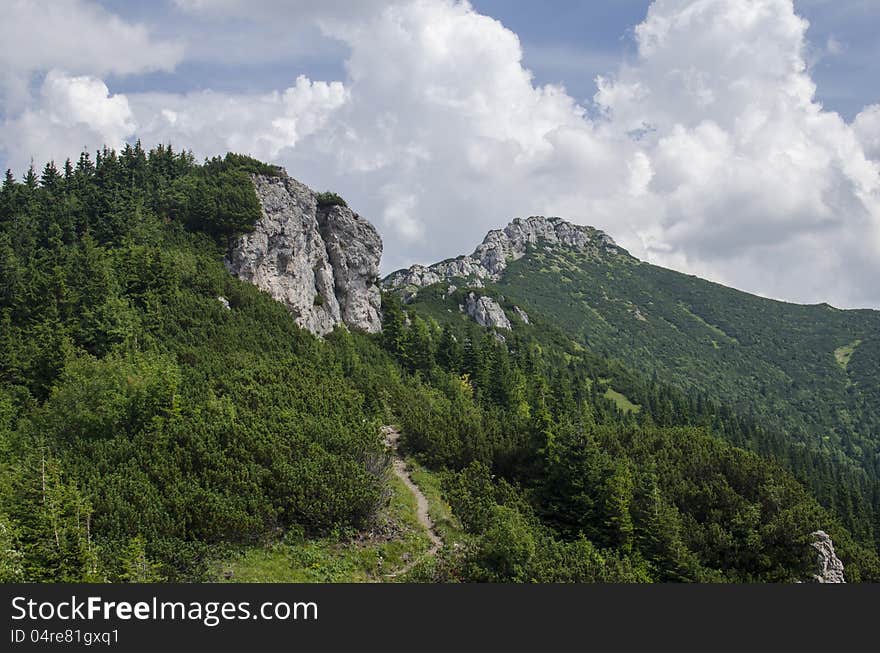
(382, 425, 442, 577)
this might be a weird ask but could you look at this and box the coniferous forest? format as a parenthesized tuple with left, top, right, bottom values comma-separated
(1, 145, 878, 583)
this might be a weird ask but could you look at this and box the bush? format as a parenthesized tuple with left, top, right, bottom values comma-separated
(316, 192, 348, 208)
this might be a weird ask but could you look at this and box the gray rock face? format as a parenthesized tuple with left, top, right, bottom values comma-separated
(384, 216, 621, 290)
(464, 292, 511, 330)
(809, 531, 846, 583)
(317, 204, 383, 334)
(226, 173, 382, 336)
(513, 306, 530, 324)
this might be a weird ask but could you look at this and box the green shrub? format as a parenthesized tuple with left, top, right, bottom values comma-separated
(316, 191, 348, 208)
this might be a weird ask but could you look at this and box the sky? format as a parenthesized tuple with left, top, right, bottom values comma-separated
(1, 0, 879, 308)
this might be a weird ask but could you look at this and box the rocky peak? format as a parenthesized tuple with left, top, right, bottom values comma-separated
(384, 216, 620, 291)
(226, 172, 382, 336)
(809, 530, 846, 583)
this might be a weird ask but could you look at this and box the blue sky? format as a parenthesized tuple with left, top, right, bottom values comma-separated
(3, 1, 880, 308)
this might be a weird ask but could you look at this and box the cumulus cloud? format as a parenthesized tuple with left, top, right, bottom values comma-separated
(0, 0, 181, 168)
(130, 76, 348, 162)
(2, 71, 135, 170)
(592, 0, 880, 306)
(0, 0, 182, 107)
(197, 0, 880, 306)
(2, 0, 879, 308)
(854, 105, 880, 161)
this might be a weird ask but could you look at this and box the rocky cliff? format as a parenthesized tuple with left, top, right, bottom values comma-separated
(463, 292, 511, 330)
(226, 172, 382, 336)
(384, 216, 621, 291)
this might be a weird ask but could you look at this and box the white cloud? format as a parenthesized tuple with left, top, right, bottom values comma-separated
(591, 0, 880, 306)
(0, 0, 182, 107)
(854, 105, 880, 161)
(279, 0, 880, 307)
(2, 71, 135, 170)
(0, 0, 181, 166)
(129, 75, 348, 162)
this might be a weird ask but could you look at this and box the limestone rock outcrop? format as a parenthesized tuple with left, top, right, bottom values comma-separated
(226, 172, 382, 336)
(384, 216, 621, 291)
(317, 204, 383, 334)
(513, 306, 530, 324)
(809, 530, 846, 583)
(464, 292, 511, 330)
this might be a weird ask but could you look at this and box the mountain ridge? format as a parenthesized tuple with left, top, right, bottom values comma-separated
(384, 215, 624, 293)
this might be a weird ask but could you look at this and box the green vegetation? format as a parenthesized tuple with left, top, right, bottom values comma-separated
(603, 387, 640, 414)
(379, 291, 880, 582)
(2, 146, 878, 584)
(215, 473, 433, 583)
(0, 146, 389, 581)
(446, 244, 880, 548)
(315, 191, 348, 208)
(493, 248, 880, 481)
(835, 340, 862, 370)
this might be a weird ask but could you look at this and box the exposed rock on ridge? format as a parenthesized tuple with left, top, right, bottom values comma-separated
(384, 216, 621, 291)
(226, 172, 382, 336)
(464, 293, 511, 330)
(809, 530, 846, 583)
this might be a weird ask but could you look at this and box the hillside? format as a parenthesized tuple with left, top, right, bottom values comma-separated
(1, 147, 878, 583)
(385, 216, 880, 549)
(386, 218, 880, 466)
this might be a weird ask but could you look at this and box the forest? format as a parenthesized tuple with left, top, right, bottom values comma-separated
(1, 145, 877, 583)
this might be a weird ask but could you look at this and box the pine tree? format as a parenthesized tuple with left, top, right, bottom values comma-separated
(41, 161, 61, 191)
(119, 536, 163, 583)
(381, 294, 408, 363)
(601, 462, 635, 554)
(23, 165, 38, 190)
(436, 325, 461, 371)
(408, 316, 434, 372)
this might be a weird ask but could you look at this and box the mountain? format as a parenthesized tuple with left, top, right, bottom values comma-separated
(385, 215, 880, 549)
(1, 147, 878, 584)
(386, 215, 880, 471)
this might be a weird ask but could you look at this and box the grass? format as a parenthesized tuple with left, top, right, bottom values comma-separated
(678, 303, 739, 345)
(604, 387, 641, 414)
(835, 340, 862, 370)
(213, 472, 433, 583)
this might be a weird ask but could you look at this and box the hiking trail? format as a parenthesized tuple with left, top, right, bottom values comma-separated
(381, 425, 442, 578)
